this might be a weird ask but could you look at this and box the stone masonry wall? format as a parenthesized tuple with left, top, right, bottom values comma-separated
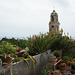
(0, 50, 51, 75)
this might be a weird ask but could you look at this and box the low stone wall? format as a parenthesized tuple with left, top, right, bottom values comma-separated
(0, 50, 51, 75)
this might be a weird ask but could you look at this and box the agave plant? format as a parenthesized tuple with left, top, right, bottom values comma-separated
(27, 32, 58, 55)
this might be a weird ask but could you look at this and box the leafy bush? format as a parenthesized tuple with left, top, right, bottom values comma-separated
(0, 37, 27, 49)
(0, 30, 73, 56)
(26, 32, 72, 55)
(62, 56, 70, 62)
(50, 34, 72, 51)
(62, 47, 75, 58)
(54, 50, 61, 57)
(27, 33, 58, 55)
(0, 41, 17, 54)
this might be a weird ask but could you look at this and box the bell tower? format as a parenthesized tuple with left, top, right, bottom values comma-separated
(49, 10, 60, 33)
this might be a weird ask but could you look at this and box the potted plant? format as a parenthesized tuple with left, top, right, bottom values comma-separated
(62, 56, 70, 66)
(59, 63, 67, 73)
(54, 50, 61, 61)
(0, 41, 17, 68)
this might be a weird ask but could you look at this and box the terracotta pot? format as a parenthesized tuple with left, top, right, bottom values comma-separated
(1, 56, 11, 68)
(1, 54, 13, 69)
(59, 66, 66, 73)
(1, 56, 12, 64)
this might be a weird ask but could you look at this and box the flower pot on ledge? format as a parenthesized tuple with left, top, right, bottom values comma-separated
(1, 54, 13, 69)
(1, 56, 12, 64)
(59, 63, 67, 73)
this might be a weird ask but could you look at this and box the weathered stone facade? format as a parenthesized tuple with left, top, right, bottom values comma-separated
(49, 10, 60, 33)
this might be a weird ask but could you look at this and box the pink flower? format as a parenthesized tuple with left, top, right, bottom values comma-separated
(32, 35, 34, 39)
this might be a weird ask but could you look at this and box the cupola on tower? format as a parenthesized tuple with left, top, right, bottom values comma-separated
(49, 10, 60, 33)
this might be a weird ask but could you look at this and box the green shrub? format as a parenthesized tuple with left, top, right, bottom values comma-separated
(50, 34, 72, 51)
(27, 33, 58, 55)
(62, 56, 70, 62)
(0, 37, 27, 49)
(0, 41, 17, 54)
(62, 48, 75, 58)
(54, 50, 61, 57)
(0, 31, 72, 56)
(27, 32, 72, 55)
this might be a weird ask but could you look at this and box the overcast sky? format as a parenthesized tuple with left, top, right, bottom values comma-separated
(0, 0, 75, 39)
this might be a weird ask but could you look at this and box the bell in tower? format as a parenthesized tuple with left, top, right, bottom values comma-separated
(49, 10, 60, 34)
